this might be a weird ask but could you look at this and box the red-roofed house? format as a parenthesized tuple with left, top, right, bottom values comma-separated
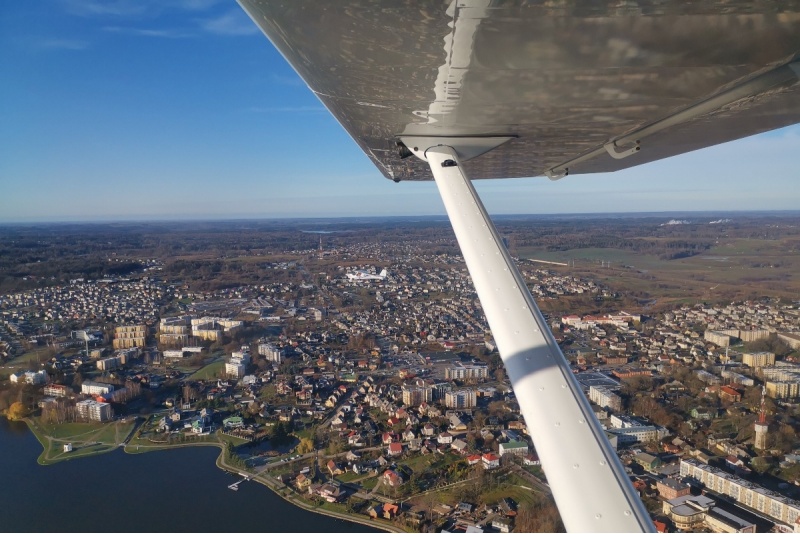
(388, 442, 403, 456)
(720, 385, 742, 402)
(382, 469, 405, 487)
(482, 453, 500, 469)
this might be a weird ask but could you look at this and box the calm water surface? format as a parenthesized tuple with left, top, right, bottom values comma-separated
(0, 418, 375, 532)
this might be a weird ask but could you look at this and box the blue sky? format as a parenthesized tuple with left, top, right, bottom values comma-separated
(1, 0, 798, 223)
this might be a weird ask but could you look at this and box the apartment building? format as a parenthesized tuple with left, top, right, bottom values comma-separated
(113, 324, 146, 349)
(589, 385, 622, 411)
(258, 343, 283, 363)
(444, 388, 476, 409)
(44, 384, 69, 398)
(402, 383, 433, 406)
(742, 351, 775, 369)
(81, 381, 115, 396)
(75, 399, 113, 422)
(680, 459, 800, 527)
(445, 362, 488, 381)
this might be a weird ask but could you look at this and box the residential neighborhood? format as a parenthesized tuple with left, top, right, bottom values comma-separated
(2, 226, 800, 533)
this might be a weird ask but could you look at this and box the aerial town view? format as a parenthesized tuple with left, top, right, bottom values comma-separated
(1, 214, 799, 533)
(4, 2, 800, 533)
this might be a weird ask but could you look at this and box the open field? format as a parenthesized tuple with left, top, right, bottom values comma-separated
(188, 359, 225, 381)
(518, 235, 800, 309)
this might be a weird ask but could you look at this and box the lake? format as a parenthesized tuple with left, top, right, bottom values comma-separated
(0, 418, 376, 532)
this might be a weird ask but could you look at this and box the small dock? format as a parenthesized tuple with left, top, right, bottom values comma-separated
(228, 474, 250, 491)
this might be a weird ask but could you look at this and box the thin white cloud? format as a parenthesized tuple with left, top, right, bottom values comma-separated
(103, 26, 192, 38)
(60, 0, 150, 17)
(37, 38, 90, 50)
(199, 9, 259, 36)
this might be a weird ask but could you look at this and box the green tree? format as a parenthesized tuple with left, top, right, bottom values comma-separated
(271, 421, 290, 446)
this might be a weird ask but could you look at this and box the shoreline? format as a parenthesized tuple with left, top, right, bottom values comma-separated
(18, 416, 400, 533)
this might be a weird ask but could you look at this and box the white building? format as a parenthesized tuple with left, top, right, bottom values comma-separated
(445, 362, 488, 381)
(81, 381, 115, 396)
(589, 385, 622, 411)
(10, 370, 47, 385)
(225, 361, 245, 379)
(75, 399, 113, 422)
(444, 388, 477, 409)
(499, 440, 529, 457)
(258, 343, 283, 363)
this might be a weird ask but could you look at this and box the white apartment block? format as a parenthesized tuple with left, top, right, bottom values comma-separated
(226, 361, 245, 379)
(680, 459, 800, 527)
(75, 399, 112, 422)
(81, 381, 115, 396)
(258, 343, 283, 363)
(445, 362, 488, 381)
(589, 385, 622, 411)
(444, 389, 477, 409)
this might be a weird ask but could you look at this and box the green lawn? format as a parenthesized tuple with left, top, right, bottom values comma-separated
(38, 422, 106, 439)
(400, 454, 436, 474)
(28, 418, 136, 465)
(6, 348, 51, 370)
(335, 471, 362, 483)
(189, 360, 225, 380)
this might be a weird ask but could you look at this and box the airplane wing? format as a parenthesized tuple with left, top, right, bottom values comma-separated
(236, 2, 800, 532)
(237, 1, 800, 182)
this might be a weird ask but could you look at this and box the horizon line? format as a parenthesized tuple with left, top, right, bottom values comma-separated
(1, 208, 799, 226)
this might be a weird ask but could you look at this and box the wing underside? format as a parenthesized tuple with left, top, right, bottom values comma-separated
(238, 1, 800, 181)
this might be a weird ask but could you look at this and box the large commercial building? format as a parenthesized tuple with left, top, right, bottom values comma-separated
(76, 399, 112, 422)
(444, 389, 477, 409)
(589, 385, 622, 411)
(662, 494, 755, 533)
(445, 362, 488, 381)
(680, 459, 800, 528)
(113, 324, 146, 349)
